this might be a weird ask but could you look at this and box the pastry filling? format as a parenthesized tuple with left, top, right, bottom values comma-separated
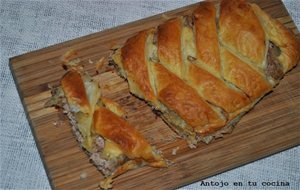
(265, 41, 284, 81)
(46, 84, 126, 177)
(183, 15, 194, 28)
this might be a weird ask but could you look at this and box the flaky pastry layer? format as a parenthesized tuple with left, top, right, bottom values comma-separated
(111, 0, 299, 146)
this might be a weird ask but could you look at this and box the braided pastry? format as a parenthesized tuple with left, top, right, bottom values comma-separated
(111, 0, 300, 146)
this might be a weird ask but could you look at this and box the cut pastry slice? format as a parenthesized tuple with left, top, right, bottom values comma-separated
(46, 64, 166, 189)
(111, 0, 300, 146)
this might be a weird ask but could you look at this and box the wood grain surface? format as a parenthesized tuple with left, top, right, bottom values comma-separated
(9, 0, 300, 189)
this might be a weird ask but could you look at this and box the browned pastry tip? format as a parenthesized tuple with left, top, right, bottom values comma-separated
(194, 1, 221, 74)
(61, 69, 90, 114)
(158, 18, 183, 78)
(121, 30, 156, 102)
(219, 0, 266, 66)
(93, 107, 166, 166)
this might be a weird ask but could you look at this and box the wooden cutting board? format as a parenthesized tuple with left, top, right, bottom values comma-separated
(9, 0, 300, 189)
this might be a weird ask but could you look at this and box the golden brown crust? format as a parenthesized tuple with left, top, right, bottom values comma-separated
(93, 107, 164, 165)
(251, 3, 300, 72)
(222, 49, 272, 100)
(219, 0, 266, 66)
(61, 70, 90, 113)
(153, 63, 225, 134)
(121, 30, 156, 102)
(194, 2, 221, 73)
(101, 97, 127, 117)
(188, 63, 251, 114)
(111, 0, 299, 144)
(157, 18, 183, 77)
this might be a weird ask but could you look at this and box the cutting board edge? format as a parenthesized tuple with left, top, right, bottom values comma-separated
(8, 61, 56, 190)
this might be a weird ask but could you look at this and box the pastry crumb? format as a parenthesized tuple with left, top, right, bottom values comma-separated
(96, 57, 106, 72)
(188, 143, 197, 149)
(162, 14, 170, 20)
(171, 147, 179, 155)
(53, 120, 64, 127)
(166, 159, 175, 166)
(80, 172, 88, 179)
(61, 49, 78, 63)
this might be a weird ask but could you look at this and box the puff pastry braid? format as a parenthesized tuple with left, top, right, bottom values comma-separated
(46, 62, 166, 189)
(111, 0, 300, 146)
